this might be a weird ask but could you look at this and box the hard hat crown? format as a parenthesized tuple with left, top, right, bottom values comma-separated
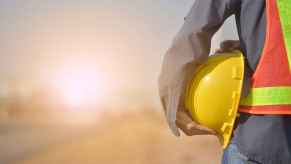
(185, 51, 244, 149)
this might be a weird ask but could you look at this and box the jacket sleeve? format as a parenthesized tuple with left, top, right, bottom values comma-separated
(158, 0, 240, 136)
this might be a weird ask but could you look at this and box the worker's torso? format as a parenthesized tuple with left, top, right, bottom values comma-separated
(232, 0, 291, 163)
(238, 0, 291, 114)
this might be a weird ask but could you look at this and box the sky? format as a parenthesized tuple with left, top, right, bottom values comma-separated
(0, 0, 237, 108)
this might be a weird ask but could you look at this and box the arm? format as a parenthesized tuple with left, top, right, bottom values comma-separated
(159, 0, 240, 136)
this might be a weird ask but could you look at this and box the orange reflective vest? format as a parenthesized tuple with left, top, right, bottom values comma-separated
(240, 0, 291, 114)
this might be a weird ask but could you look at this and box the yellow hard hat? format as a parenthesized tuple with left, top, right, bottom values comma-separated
(185, 51, 244, 149)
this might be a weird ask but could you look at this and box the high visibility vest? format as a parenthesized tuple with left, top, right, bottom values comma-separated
(239, 0, 291, 114)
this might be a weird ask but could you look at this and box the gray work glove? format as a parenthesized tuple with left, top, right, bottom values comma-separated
(159, 63, 216, 137)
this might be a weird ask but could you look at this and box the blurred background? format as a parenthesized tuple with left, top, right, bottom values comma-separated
(0, 0, 238, 163)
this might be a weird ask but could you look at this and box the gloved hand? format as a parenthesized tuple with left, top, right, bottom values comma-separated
(215, 40, 241, 53)
(160, 63, 216, 136)
(176, 106, 217, 136)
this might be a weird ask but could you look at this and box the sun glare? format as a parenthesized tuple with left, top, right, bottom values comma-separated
(53, 69, 106, 107)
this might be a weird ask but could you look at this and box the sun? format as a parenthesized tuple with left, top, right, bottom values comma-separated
(53, 69, 105, 107)
(61, 79, 90, 107)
